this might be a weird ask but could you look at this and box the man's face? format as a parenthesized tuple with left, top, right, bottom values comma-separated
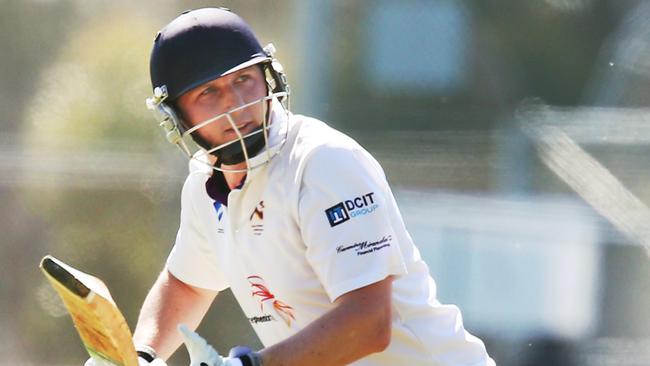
(176, 65, 268, 149)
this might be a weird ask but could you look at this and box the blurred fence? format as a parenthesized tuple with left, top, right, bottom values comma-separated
(4, 1, 650, 366)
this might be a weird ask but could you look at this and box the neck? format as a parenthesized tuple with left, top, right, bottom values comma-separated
(206, 154, 247, 189)
(221, 162, 248, 189)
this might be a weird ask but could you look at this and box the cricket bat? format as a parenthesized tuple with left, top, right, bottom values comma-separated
(39, 255, 139, 366)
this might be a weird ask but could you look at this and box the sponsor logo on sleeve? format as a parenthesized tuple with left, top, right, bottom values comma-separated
(325, 192, 378, 227)
(336, 235, 393, 256)
(325, 202, 350, 227)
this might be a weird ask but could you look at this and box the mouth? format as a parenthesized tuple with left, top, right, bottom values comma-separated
(225, 122, 253, 134)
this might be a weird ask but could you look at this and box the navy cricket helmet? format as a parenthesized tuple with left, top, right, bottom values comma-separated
(145, 7, 290, 170)
(150, 7, 268, 101)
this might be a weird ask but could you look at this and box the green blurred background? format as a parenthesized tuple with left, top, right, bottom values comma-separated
(3, 1, 650, 365)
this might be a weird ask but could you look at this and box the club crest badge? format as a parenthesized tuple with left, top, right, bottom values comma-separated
(249, 200, 264, 236)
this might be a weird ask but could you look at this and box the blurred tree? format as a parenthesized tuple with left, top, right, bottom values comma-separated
(19, 3, 267, 364)
(471, 0, 615, 105)
(0, 0, 77, 362)
(18, 5, 170, 364)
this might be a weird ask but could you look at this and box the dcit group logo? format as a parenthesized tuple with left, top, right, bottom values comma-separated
(325, 192, 378, 227)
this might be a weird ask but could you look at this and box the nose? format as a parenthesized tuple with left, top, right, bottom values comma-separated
(222, 84, 247, 114)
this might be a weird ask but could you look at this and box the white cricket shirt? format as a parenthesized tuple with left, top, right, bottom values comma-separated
(167, 100, 496, 366)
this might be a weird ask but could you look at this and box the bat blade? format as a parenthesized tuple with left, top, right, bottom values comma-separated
(40, 255, 139, 366)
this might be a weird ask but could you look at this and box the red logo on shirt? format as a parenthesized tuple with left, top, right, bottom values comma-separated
(247, 275, 295, 326)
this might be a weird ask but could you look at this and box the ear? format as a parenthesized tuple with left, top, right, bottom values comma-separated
(168, 100, 191, 132)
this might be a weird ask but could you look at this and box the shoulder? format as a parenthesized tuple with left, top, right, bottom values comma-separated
(290, 115, 374, 163)
(287, 115, 384, 180)
(291, 115, 359, 151)
(180, 162, 211, 209)
(179, 151, 212, 196)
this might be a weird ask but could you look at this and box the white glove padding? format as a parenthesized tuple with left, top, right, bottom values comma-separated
(178, 324, 227, 366)
(84, 356, 167, 366)
(178, 324, 256, 366)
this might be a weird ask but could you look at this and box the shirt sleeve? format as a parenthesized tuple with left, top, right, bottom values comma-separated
(166, 173, 229, 292)
(298, 144, 408, 302)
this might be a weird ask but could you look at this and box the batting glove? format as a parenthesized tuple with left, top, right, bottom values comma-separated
(228, 346, 263, 366)
(178, 324, 262, 366)
(83, 355, 167, 366)
(178, 324, 225, 366)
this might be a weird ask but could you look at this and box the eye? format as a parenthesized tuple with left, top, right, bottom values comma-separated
(199, 86, 215, 96)
(235, 74, 251, 83)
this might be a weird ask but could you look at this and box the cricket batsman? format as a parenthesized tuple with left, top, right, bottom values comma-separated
(88, 7, 496, 366)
